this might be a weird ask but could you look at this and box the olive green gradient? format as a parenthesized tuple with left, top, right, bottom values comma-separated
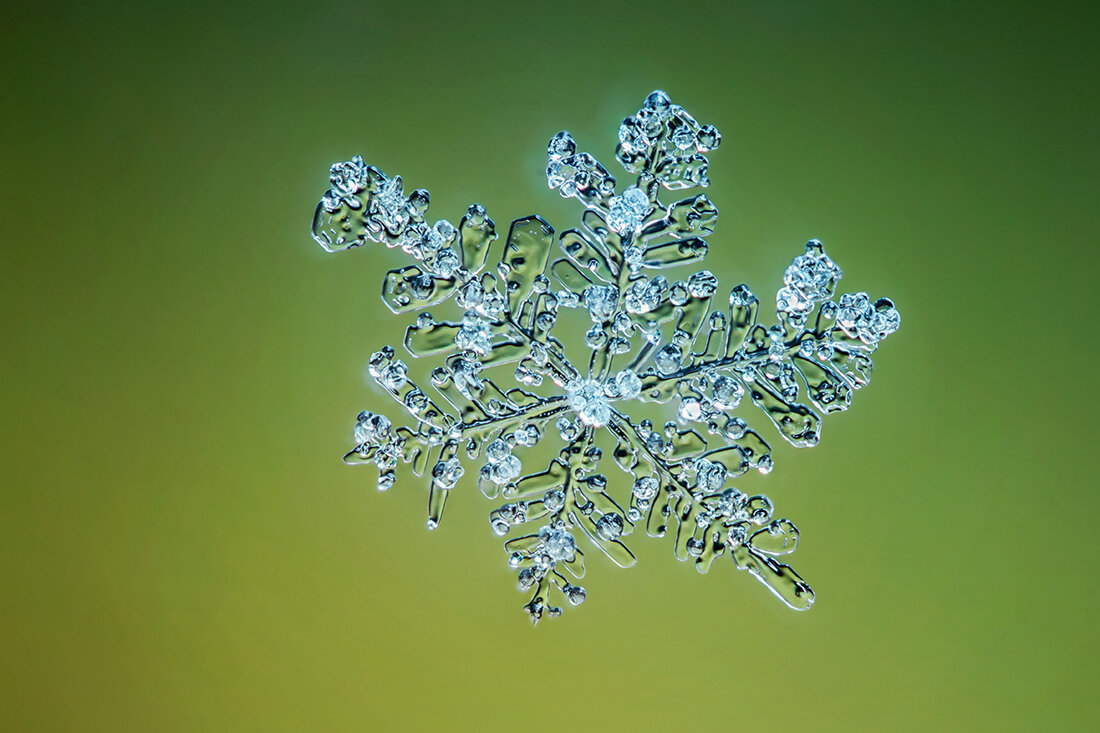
(2, 1, 1097, 730)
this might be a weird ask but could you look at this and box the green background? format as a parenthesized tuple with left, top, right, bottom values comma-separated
(3, 0, 1097, 730)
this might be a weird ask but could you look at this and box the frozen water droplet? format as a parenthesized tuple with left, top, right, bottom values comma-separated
(431, 248, 460, 277)
(454, 312, 493, 356)
(606, 187, 650, 234)
(456, 279, 484, 309)
(632, 475, 659, 500)
(693, 457, 727, 491)
(517, 567, 536, 588)
(486, 438, 511, 463)
(564, 584, 587, 605)
(547, 131, 576, 161)
(556, 289, 580, 309)
(538, 525, 577, 562)
(711, 375, 743, 408)
(614, 369, 642, 400)
(836, 292, 900, 346)
(728, 523, 749, 547)
(543, 489, 565, 512)
(514, 423, 540, 447)
(408, 189, 430, 217)
(328, 155, 368, 197)
(729, 284, 756, 306)
(595, 513, 625, 541)
(625, 276, 666, 314)
(373, 176, 410, 232)
(618, 116, 652, 154)
(643, 90, 672, 120)
(354, 410, 392, 446)
(367, 346, 394, 374)
(556, 416, 581, 442)
(376, 360, 408, 390)
(670, 125, 696, 151)
(584, 325, 608, 349)
(678, 397, 704, 422)
(489, 454, 522, 484)
(776, 242, 843, 316)
(697, 124, 721, 151)
(432, 458, 464, 489)
(654, 344, 683, 375)
(688, 270, 718, 298)
(404, 389, 428, 412)
(669, 281, 689, 306)
(748, 494, 774, 525)
(583, 284, 619, 323)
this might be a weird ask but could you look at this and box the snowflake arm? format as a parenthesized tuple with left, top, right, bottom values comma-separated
(311, 90, 900, 623)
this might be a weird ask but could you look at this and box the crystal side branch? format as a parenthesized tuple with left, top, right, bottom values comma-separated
(310, 91, 900, 623)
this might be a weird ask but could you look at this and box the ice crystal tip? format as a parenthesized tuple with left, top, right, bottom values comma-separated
(311, 90, 901, 621)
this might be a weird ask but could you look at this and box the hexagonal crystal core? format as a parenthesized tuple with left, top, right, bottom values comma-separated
(567, 378, 612, 427)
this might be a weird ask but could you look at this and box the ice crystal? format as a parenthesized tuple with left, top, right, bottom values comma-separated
(310, 91, 901, 623)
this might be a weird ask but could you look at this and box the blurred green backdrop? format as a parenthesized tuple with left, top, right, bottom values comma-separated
(2, 0, 1097, 730)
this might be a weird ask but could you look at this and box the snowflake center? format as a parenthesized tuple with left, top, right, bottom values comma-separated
(567, 378, 611, 427)
(564, 368, 643, 428)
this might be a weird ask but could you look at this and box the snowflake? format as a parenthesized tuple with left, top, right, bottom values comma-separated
(310, 90, 901, 623)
